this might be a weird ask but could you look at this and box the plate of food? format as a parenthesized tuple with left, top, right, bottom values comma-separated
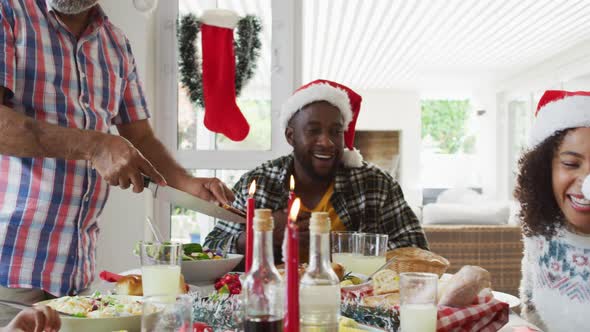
(132, 242, 244, 283)
(181, 243, 243, 283)
(38, 292, 142, 332)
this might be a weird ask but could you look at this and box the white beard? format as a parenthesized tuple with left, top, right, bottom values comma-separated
(47, 0, 99, 14)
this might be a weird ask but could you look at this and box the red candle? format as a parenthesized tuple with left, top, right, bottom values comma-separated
(285, 198, 301, 332)
(288, 175, 295, 212)
(245, 180, 256, 273)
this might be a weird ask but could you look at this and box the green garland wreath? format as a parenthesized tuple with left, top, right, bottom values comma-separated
(178, 13, 262, 109)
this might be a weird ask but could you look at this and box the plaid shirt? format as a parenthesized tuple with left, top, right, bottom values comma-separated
(204, 155, 428, 254)
(0, 1, 148, 296)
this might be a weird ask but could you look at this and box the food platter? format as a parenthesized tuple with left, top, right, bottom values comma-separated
(37, 295, 142, 332)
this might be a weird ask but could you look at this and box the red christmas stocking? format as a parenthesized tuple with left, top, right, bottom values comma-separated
(201, 16, 250, 141)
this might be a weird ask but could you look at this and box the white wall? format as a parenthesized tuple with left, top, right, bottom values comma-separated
(496, 41, 590, 93)
(355, 89, 422, 208)
(95, 1, 156, 274)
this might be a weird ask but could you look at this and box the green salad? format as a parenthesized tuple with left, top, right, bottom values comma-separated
(182, 243, 226, 261)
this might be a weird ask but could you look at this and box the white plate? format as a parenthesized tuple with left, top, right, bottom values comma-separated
(38, 295, 142, 332)
(492, 291, 521, 308)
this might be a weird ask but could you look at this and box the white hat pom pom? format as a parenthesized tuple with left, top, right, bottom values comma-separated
(583, 175, 590, 200)
(342, 148, 363, 168)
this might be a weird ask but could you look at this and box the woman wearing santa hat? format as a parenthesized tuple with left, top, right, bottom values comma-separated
(205, 79, 428, 262)
(515, 90, 590, 331)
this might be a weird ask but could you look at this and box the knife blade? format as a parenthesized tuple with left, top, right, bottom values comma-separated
(143, 176, 246, 224)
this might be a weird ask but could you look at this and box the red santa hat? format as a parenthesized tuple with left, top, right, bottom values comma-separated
(281, 79, 363, 168)
(530, 90, 590, 147)
(530, 90, 590, 199)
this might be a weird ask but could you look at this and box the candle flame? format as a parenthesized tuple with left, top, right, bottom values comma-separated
(290, 175, 295, 191)
(289, 198, 301, 223)
(248, 180, 256, 196)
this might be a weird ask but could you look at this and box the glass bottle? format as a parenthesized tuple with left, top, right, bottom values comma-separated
(299, 212, 340, 331)
(243, 209, 284, 332)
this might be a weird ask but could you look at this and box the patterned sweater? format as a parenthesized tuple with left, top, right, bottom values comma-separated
(520, 228, 590, 331)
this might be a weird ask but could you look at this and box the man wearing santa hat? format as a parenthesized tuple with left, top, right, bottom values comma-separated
(205, 79, 429, 261)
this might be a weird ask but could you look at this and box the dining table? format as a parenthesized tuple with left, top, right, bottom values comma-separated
(84, 268, 544, 332)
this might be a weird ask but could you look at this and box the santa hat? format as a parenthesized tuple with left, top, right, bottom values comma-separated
(281, 79, 363, 168)
(530, 90, 590, 199)
(530, 90, 590, 147)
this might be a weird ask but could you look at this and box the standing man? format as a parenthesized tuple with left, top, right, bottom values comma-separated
(205, 79, 428, 262)
(0, 0, 234, 314)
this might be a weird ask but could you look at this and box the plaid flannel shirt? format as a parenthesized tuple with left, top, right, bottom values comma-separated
(204, 155, 428, 253)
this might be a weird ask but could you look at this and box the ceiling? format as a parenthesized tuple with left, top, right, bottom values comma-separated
(181, 0, 590, 91)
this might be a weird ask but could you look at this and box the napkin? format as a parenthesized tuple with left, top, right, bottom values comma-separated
(99, 270, 124, 282)
(437, 289, 509, 332)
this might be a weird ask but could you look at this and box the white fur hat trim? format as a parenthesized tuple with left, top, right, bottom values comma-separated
(201, 9, 240, 29)
(529, 95, 590, 147)
(281, 83, 352, 129)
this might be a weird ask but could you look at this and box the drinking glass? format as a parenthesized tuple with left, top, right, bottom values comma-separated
(330, 231, 359, 272)
(141, 294, 192, 332)
(355, 233, 388, 275)
(140, 241, 183, 299)
(399, 272, 438, 332)
(331, 232, 388, 275)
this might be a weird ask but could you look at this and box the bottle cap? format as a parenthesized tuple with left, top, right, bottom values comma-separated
(254, 209, 274, 232)
(310, 212, 331, 233)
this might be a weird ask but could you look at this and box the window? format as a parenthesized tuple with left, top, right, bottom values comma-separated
(154, 0, 298, 243)
(506, 92, 543, 194)
(420, 99, 481, 204)
(170, 169, 247, 243)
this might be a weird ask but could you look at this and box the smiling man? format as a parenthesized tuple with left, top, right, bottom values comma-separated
(205, 80, 428, 262)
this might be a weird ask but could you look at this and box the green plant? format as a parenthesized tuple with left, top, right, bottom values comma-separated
(421, 99, 473, 154)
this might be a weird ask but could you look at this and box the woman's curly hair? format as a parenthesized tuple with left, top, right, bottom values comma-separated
(514, 129, 571, 238)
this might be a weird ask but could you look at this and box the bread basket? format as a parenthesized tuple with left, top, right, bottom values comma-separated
(385, 247, 450, 277)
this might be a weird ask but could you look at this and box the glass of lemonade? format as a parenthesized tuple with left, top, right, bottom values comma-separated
(399, 272, 438, 332)
(355, 233, 388, 275)
(140, 242, 182, 300)
(331, 231, 358, 272)
(331, 232, 388, 276)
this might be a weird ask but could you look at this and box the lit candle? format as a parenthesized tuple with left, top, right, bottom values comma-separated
(288, 175, 295, 212)
(245, 180, 256, 273)
(285, 198, 301, 332)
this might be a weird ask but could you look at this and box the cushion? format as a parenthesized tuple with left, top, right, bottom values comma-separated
(422, 202, 510, 225)
(436, 188, 485, 204)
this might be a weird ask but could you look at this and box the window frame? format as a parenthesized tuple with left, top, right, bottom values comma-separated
(152, 0, 302, 238)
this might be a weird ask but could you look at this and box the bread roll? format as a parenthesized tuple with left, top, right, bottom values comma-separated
(114, 274, 143, 296)
(114, 274, 189, 296)
(372, 269, 399, 295)
(438, 265, 491, 307)
(362, 292, 400, 308)
(331, 262, 345, 281)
